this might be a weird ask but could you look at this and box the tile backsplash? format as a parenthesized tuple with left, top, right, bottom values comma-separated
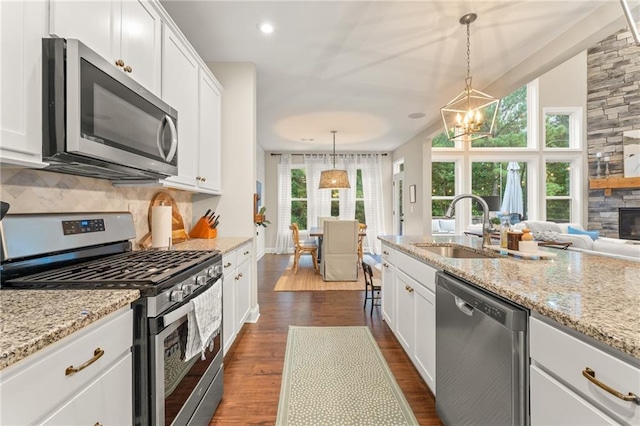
(0, 168, 192, 244)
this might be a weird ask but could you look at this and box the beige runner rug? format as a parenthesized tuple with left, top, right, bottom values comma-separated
(273, 256, 365, 291)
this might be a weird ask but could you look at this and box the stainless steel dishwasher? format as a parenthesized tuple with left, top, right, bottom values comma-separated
(435, 271, 528, 426)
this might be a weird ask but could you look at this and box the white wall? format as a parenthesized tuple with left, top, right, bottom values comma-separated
(392, 129, 431, 235)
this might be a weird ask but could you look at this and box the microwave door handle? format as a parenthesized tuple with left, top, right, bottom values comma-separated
(164, 115, 178, 162)
(156, 115, 177, 162)
(156, 116, 168, 161)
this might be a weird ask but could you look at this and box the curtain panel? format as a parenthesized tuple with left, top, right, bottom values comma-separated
(275, 155, 293, 254)
(304, 155, 332, 229)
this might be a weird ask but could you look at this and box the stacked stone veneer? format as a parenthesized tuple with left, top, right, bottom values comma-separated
(587, 27, 640, 238)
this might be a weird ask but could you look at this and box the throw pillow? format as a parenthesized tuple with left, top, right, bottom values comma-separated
(531, 230, 560, 242)
(567, 225, 599, 241)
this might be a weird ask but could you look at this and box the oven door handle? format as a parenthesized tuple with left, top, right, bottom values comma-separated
(161, 300, 194, 327)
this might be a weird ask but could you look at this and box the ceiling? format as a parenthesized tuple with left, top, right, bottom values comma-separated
(161, 1, 627, 153)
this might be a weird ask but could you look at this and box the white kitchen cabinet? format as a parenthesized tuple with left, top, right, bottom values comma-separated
(0, 0, 48, 168)
(380, 243, 396, 330)
(392, 250, 438, 395)
(221, 243, 253, 355)
(530, 315, 640, 425)
(0, 307, 133, 425)
(395, 268, 415, 354)
(49, 0, 162, 94)
(197, 70, 223, 194)
(162, 23, 223, 195)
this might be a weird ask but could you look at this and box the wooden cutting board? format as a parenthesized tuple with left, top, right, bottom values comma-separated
(138, 191, 189, 248)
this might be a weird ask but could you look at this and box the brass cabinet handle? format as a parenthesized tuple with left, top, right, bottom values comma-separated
(196, 176, 202, 181)
(224, 262, 232, 268)
(201, 177, 206, 182)
(404, 285, 413, 293)
(243, 251, 250, 255)
(582, 367, 640, 404)
(123, 65, 132, 73)
(95, 423, 103, 426)
(383, 263, 389, 268)
(235, 275, 240, 280)
(238, 273, 243, 278)
(115, 59, 124, 67)
(383, 250, 389, 255)
(65, 348, 104, 376)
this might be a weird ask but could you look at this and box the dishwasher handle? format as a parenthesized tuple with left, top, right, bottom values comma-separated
(455, 296, 474, 316)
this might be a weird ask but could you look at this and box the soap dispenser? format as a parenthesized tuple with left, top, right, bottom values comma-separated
(499, 214, 510, 249)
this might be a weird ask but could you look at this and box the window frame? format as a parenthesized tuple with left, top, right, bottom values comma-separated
(542, 106, 583, 150)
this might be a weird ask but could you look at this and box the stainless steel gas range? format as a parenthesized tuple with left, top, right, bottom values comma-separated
(0, 212, 224, 425)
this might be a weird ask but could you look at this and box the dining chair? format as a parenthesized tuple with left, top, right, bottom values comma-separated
(289, 223, 319, 274)
(357, 223, 367, 263)
(361, 261, 381, 315)
(321, 220, 359, 281)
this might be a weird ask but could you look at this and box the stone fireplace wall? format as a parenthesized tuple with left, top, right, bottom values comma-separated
(587, 27, 640, 237)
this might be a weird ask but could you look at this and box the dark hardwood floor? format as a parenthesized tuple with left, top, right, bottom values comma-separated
(210, 254, 442, 425)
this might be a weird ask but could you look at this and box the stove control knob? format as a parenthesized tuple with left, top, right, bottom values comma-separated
(196, 275, 207, 286)
(207, 266, 216, 277)
(170, 290, 184, 302)
(213, 265, 223, 276)
(181, 284, 196, 296)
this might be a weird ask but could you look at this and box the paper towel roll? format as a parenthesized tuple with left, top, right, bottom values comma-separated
(152, 205, 172, 248)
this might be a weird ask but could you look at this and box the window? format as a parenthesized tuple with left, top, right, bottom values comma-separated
(471, 161, 528, 219)
(545, 161, 571, 222)
(432, 162, 456, 216)
(472, 86, 528, 148)
(355, 169, 365, 223)
(291, 168, 307, 230)
(543, 107, 582, 149)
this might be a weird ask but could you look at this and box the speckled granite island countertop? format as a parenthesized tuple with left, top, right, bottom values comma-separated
(0, 238, 252, 371)
(379, 235, 640, 361)
(0, 290, 139, 370)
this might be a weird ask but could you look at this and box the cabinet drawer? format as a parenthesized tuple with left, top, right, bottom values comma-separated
(237, 243, 253, 264)
(41, 353, 133, 425)
(381, 244, 395, 264)
(530, 317, 640, 424)
(0, 308, 133, 426)
(222, 250, 237, 277)
(531, 365, 618, 425)
(395, 250, 437, 292)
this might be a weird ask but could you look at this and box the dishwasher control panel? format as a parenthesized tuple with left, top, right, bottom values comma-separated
(473, 299, 506, 324)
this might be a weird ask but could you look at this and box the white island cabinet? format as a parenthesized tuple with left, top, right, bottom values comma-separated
(530, 315, 640, 425)
(379, 243, 437, 394)
(0, 307, 133, 425)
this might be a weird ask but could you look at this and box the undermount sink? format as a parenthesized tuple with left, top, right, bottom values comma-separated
(412, 244, 498, 259)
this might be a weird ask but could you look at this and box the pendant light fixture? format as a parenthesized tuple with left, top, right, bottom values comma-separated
(440, 13, 500, 142)
(318, 130, 350, 189)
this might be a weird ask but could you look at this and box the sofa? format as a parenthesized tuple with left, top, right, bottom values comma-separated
(432, 218, 456, 234)
(513, 221, 640, 261)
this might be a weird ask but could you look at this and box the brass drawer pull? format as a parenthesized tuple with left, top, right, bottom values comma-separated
(383, 263, 389, 268)
(123, 65, 132, 73)
(243, 251, 250, 255)
(582, 367, 640, 404)
(115, 59, 124, 67)
(224, 262, 232, 268)
(65, 348, 104, 376)
(383, 250, 389, 255)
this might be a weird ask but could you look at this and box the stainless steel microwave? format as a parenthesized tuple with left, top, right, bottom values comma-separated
(42, 38, 178, 181)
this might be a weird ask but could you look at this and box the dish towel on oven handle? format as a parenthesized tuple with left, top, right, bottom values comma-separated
(185, 282, 222, 361)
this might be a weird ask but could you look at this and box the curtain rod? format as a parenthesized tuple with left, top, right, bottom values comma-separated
(270, 153, 387, 156)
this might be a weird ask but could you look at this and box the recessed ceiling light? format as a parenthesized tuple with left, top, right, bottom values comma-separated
(408, 112, 426, 119)
(258, 22, 274, 34)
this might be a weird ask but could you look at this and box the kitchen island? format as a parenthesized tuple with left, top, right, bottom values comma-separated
(378, 234, 640, 360)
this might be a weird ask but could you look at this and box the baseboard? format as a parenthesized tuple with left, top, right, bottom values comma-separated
(246, 304, 260, 323)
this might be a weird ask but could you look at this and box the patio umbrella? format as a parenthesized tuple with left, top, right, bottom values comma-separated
(500, 162, 523, 217)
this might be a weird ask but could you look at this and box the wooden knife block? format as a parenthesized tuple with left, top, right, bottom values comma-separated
(189, 217, 218, 239)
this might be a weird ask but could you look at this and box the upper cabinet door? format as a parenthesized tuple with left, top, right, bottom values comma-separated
(0, 0, 47, 168)
(162, 25, 199, 186)
(49, 1, 116, 63)
(49, 0, 161, 96)
(198, 71, 223, 194)
(119, 0, 161, 94)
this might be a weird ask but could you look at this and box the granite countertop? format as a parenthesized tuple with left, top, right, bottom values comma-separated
(378, 235, 640, 360)
(0, 290, 139, 370)
(0, 237, 252, 371)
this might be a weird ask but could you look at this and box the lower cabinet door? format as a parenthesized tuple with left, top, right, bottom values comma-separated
(41, 353, 132, 425)
(381, 262, 395, 330)
(394, 270, 415, 354)
(223, 273, 236, 355)
(413, 283, 436, 394)
(235, 259, 251, 331)
(530, 365, 618, 426)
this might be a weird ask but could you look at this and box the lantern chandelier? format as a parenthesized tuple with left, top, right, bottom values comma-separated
(318, 130, 350, 189)
(440, 13, 500, 142)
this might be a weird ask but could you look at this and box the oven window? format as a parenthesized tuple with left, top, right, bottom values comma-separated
(163, 322, 221, 425)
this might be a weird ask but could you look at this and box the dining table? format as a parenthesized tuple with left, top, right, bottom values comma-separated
(309, 226, 367, 261)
